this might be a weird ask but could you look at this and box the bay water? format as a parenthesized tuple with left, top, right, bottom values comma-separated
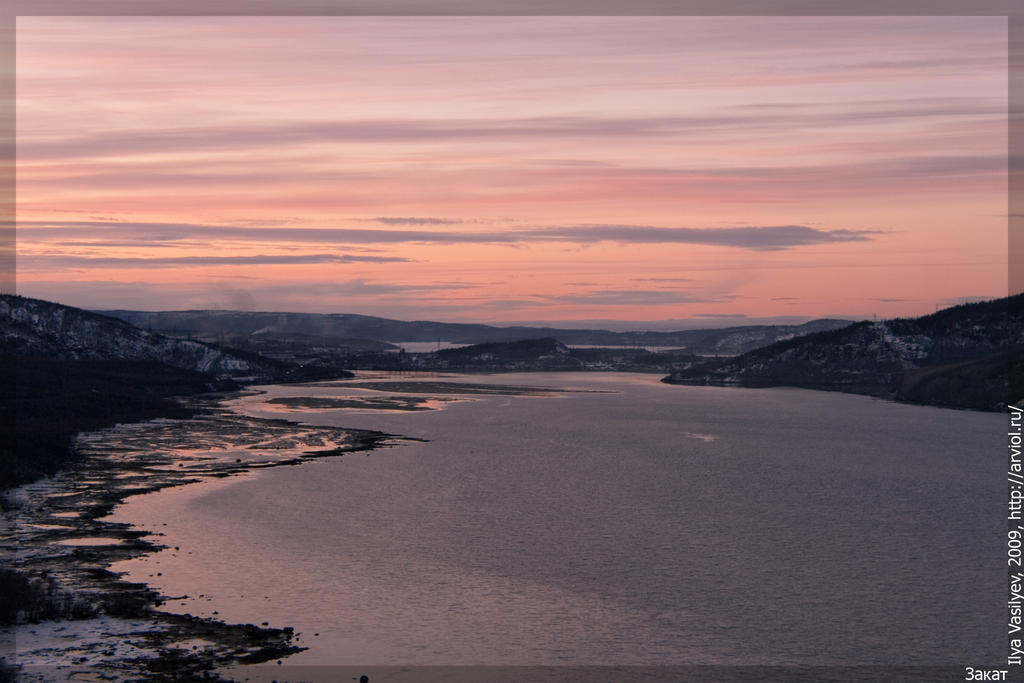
(106, 372, 1006, 668)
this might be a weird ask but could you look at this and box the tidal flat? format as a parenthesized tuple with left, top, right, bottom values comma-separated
(1, 391, 404, 681)
(265, 395, 461, 411)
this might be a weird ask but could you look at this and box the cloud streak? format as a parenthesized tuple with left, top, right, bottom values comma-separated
(536, 225, 877, 250)
(267, 279, 475, 296)
(17, 153, 1003, 208)
(545, 290, 728, 306)
(17, 221, 879, 251)
(369, 217, 464, 225)
(18, 253, 411, 269)
(17, 97, 1004, 161)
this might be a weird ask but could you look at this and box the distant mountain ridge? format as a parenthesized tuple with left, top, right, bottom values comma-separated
(1, 294, 289, 381)
(664, 294, 1024, 410)
(99, 308, 853, 356)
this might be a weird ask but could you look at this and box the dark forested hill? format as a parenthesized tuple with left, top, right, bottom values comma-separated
(0, 295, 352, 488)
(382, 337, 699, 372)
(663, 294, 1024, 411)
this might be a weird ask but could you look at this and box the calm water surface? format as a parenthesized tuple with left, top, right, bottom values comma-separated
(107, 373, 1006, 666)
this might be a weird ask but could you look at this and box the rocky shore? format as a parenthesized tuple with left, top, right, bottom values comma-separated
(1, 391, 400, 681)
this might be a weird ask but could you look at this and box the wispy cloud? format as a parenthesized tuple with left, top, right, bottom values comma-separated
(18, 277, 483, 314)
(18, 98, 1004, 161)
(17, 221, 879, 251)
(18, 253, 410, 270)
(368, 217, 464, 225)
(536, 225, 877, 250)
(18, 116, 727, 160)
(546, 290, 729, 306)
(17, 153, 1003, 206)
(280, 279, 472, 296)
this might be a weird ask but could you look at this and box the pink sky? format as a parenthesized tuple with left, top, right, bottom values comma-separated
(15, 16, 1009, 325)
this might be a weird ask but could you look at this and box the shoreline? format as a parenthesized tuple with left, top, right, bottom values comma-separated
(1, 389, 401, 681)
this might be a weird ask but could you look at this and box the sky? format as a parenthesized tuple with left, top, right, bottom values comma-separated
(14, 16, 1009, 326)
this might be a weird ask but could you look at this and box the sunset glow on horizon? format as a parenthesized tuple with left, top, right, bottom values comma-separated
(15, 16, 1009, 326)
